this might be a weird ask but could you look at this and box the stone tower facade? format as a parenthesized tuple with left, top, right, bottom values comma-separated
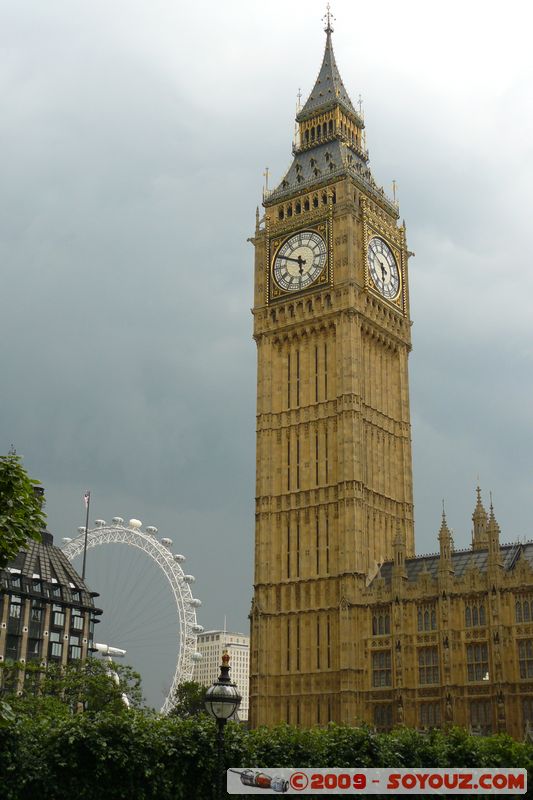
(249, 19, 533, 739)
(249, 19, 414, 727)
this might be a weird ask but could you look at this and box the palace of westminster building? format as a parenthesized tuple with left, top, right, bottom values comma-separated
(249, 15, 533, 738)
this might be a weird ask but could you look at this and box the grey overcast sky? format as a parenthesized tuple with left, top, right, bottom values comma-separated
(1, 0, 532, 706)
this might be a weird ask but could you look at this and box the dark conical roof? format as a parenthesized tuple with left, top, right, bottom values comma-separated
(297, 29, 356, 120)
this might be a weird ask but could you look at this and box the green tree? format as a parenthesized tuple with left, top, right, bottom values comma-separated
(0, 451, 45, 569)
(169, 680, 208, 718)
(1, 658, 143, 715)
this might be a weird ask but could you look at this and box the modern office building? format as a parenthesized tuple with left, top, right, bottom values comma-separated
(0, 521, 101, 693)
(193, 630, 249, 721)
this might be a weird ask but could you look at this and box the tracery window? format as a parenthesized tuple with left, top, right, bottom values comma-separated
(466, 643, 489, 682)
(372, 650, 391, 687)
(518, 640, 533, 679)
(374, 704, 392, 731)
(419, 702, 441, 728)
(417, 603, 437, 631)
(516, 597, 532, 623)
(418, 647, 439, 685)
(465, 599, 486, 627)
(372, 608, 390, 636)
(522, 697, 533, 727)
(470, 700, 492, 734)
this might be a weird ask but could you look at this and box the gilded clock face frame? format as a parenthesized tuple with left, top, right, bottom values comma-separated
(367, 236, 401, 300)
(272, 230, 327, 293)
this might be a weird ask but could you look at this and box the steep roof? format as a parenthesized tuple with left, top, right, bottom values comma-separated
(297, 29, 356, 121)
(373, 541, 530, 587)
(266, 138, 396, 214)
(1, 534, 96, 607)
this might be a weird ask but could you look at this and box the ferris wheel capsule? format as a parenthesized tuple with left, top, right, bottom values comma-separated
(183, 574, 195, 583)
(191, 652, 203, 661)
(188, 598, 202, 608)
(161, 538, 173, 548)
(112, 517, 124, 525)
(192, 624, 204, 633)
(95, 520, 107, 527)
(145, 526, 158, 535)
(174, 554, 186, 562)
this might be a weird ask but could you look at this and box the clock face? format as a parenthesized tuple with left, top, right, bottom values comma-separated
(272, 230, 327, 292)
(367, 237, 400, 299)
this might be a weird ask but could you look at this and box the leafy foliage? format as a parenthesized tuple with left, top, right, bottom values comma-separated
(0, 451, 45, 568)
(0, 714, 531, 800)
(168, 680, 208, 718)
(1, 658, 143, 715)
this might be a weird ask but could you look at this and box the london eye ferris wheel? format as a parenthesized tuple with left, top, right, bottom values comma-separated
(62, 517, 203, 714)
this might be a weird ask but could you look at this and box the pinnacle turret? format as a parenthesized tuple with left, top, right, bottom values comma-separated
(392, 519, 407, 592)
(487, 494, 503, 568)
(472, 486, 489, 550)
(438, 505, 454, 579)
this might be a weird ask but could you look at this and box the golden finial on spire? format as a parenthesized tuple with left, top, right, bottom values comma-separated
(323, 3, 334, 33)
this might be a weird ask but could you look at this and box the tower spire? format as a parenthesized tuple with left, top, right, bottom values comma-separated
(297, 12, 356, 121)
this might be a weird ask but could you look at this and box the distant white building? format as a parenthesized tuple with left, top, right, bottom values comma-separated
(193, 630, 249, 721)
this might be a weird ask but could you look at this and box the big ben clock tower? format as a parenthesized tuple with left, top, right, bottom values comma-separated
(249, 12, 414, 727)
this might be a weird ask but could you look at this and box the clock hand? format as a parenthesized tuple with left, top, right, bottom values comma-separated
(297, 255, 305, 275)
(279, 255, 307, 266)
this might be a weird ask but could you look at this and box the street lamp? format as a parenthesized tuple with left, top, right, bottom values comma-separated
(205, 650, 242, 799)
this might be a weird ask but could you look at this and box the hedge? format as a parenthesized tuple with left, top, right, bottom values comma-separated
(1, 713, 532, 799)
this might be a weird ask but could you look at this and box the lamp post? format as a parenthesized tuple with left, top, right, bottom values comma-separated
(205, 650, 242, 799)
